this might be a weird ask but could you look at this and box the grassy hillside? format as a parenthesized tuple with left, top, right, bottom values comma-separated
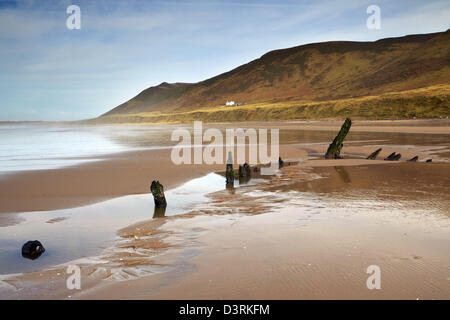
(99, 30, 450, 122)
(90, 84, 450, 124)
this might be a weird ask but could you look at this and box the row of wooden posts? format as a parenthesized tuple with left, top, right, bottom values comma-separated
(325, 117, 433, 162)
(150, 118, 432, 215)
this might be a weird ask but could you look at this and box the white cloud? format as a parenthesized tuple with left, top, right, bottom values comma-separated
(0, 0, 449, 121)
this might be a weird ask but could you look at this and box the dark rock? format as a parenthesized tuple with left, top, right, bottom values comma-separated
(407, 156, 419, 162)
(150, 180, 167, 208)
(22, 240, 45, 260)
(325, 118, 352, 159)
(278, 157, 284, 167)
(426, 159, 432, 163)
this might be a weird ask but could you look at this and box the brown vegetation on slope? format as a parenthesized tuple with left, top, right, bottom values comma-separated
(102, 30, 450, 120)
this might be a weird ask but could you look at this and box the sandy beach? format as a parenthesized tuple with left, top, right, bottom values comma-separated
(0, 120, 449, 300)
(1, 119, 449, 214)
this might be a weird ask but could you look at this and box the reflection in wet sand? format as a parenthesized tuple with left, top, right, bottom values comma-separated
(2, 161, 450, 299)
(282, 163, 450, 214)
(334, 166, 351, 183)
(0, 173, 226, 276)
(72, 161, 450, 299)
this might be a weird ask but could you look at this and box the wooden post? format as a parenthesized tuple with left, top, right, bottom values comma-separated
(366, 148, 382, 160)
(150, 180, 167, 208)
(153, 206, 166, 218)
(384, 152, 396, 160)
(226, 151, 234, 185)
(385, 153, 401, 161)
(238, 163, 251, 178)
(325, 118, 352, 159)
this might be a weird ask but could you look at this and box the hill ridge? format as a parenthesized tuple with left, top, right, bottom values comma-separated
(101, 29, 450, 121)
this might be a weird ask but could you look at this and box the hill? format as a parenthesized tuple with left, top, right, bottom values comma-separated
(98, 30, 450, 122)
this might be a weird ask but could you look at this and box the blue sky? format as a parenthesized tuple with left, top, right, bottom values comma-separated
(0, 0, 449, 121)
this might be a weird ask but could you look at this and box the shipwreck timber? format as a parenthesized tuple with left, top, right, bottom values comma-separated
(385, 152, 401, 161)
(325, 118, 352, 159)
(367, 148, 382, 160)
(150, 180, 167, 208)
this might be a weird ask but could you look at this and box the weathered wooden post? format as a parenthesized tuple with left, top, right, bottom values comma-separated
(238, 163, 251, 178)
(384, 152, 396, 160)
(238, 165, 244, 177)
(366, 148, 382, 160)
(150, 180, 167, 208)
(226, 151, 234, 185)
(238, 162, 251, 184)
(153, 206, 166, 218)
(385, 152, 401, 161)
(325, 118, 352, 159)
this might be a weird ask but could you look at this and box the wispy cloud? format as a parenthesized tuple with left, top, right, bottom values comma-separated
(0, 0, 449, 121)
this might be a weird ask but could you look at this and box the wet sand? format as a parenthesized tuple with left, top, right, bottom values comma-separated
(5, 162, 448, 300)
(76, 163, 450, 300)
(1, 120, 450, 299)
(1, 119, 449, 215)
(0, 148, 223, 214)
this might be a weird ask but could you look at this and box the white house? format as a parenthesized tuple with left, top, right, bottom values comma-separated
(225, 100, 236, 106)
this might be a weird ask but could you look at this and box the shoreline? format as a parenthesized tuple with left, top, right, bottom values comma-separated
(2, 118, 450, 130)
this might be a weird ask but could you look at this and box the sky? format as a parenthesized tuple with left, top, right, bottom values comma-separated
(0, 0, 449, 121)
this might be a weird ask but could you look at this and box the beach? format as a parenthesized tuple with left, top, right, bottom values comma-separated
(1, 119, 449, 214)
(0, 120, 449, 300)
